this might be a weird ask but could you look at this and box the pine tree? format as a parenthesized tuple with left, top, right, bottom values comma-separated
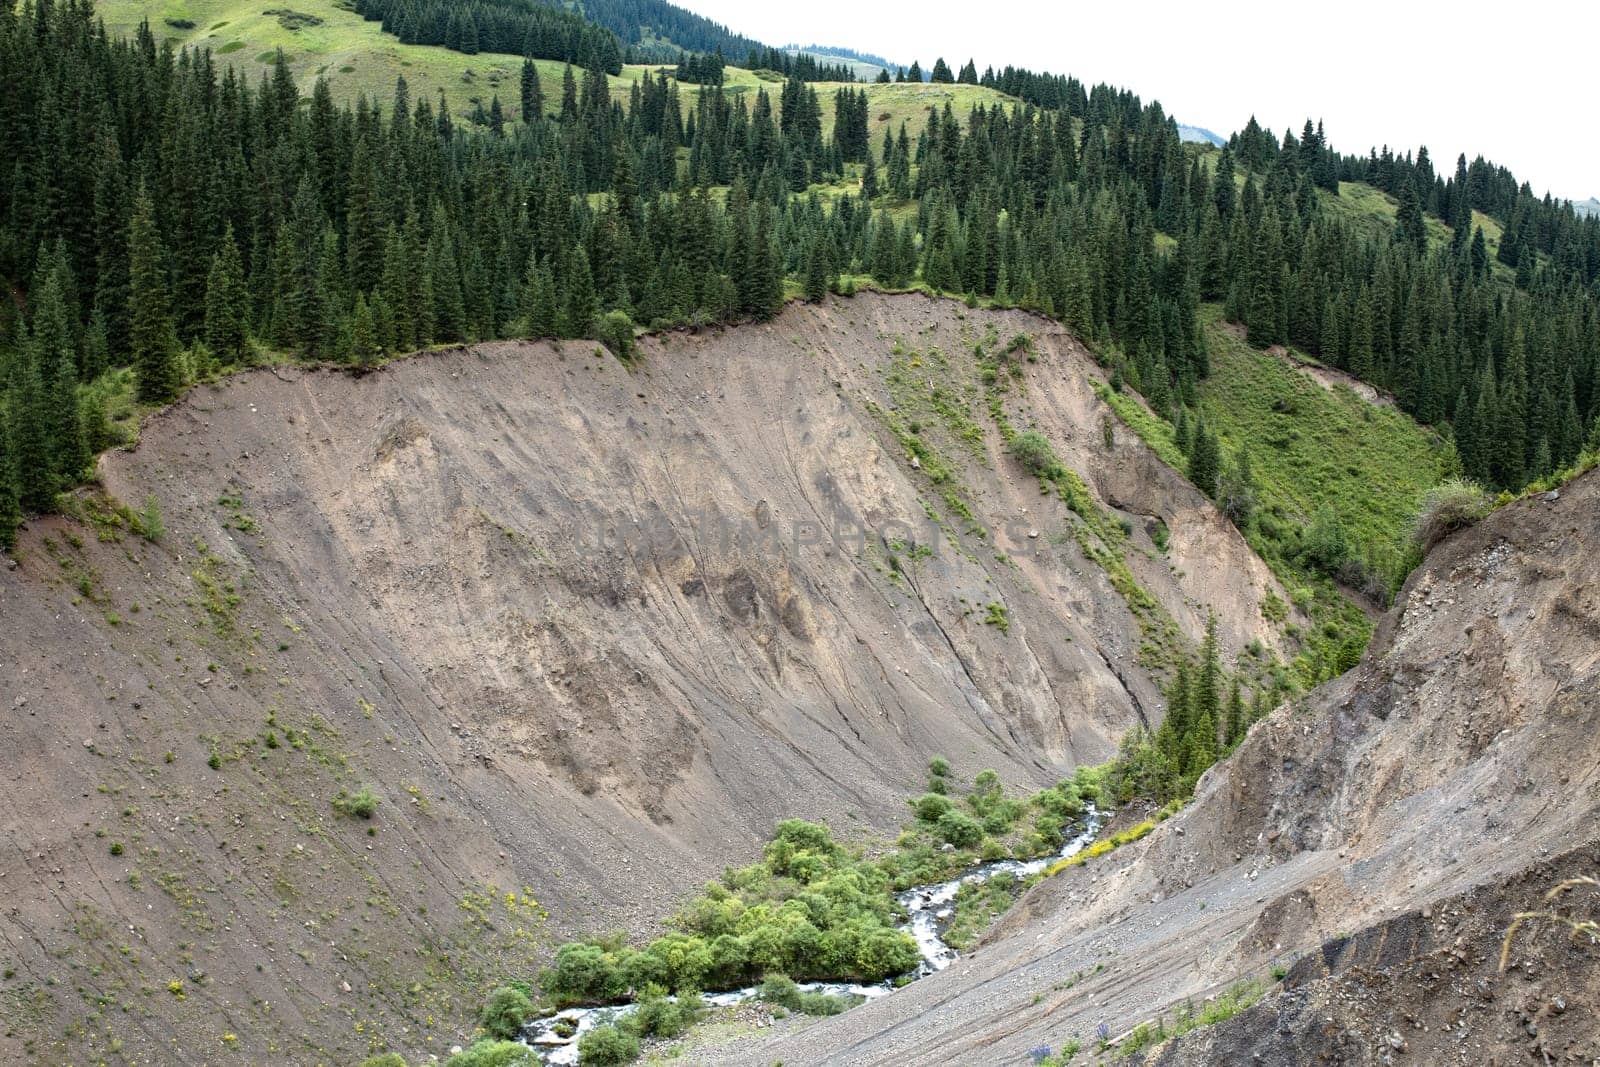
(803, 236, 830, 303)
(345, 141, 384, 294)
(0, 421, 18, 550)
(128, 185, 181, 404)
(1224, 681, 1245, 748)
(1161, 664, 1192, 754)
(42, 341, 88, 489)
(521, 58, 544, 122)
(1348, 291, 1375, 378)
(1185, 712, 1217, 780)
(562, 245, 597, 337)
(11, 357, 55, 514)
(1395, 180, 1427, 255)
(204, 225, 249, 362)
(860, 154, 878, 201)
(349, 293, 380, 368)
(1188, 419, 1221, 496)
(1195, 613, 1222, 725)
(521, 252, 558, 338)
(747, 202, 784, 318)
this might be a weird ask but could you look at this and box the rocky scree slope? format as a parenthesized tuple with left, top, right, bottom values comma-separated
(734, 470, 1600, 1065)
(0, 293, 1286, 1064)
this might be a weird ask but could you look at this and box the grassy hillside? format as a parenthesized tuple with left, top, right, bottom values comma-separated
(98, 0, 584, 118)
(100, 0, 1015, 140)
(1098, 303, 1448, 684)
(1327, 182, 1514, 282)
(1198, 307, 1445, 569)
(1197, 307, 1446, 677)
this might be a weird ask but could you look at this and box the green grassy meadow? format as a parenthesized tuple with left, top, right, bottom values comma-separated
(99, 0, 1017, 142)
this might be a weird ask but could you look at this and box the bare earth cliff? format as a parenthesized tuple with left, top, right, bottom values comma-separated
(0, 294, 1290, 1064)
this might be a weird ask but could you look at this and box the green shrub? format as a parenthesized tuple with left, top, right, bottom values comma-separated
(1412, 478, 1492, 550)
(577, 1023, 640, 1065)
(928, 756, 950, 778)
(443, 1040, 536, 1067)
(935, 809, 983, 848)
(912, 792, 951, 823)
(757, 973, 801, 1010)
(479, 984, 534, 1040)
(133, 495, 164, 542)
(1009, 430, 1061, 478)
(631, 987, 701, 1038)
(595, 310, 636, 360)
(1298, 507, 1349, 575)
(359, 1056, 409, 1067)
(544, 941, 626, 1005)
(332, 786, 379, 819)
(797, 990, 851, 1015)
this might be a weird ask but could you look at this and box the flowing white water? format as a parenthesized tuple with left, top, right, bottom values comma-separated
(521, 806, 1104, 1064)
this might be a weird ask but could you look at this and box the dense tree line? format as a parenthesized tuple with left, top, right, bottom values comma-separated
(355, 0, 624, 73)
(673, 49, 724, 86)
(580, 0, 766, 64)
(1207, 120, 1600, 492)
(4, 0, 1598, 557)
(740, 47, 856, 83)
(352, 0, 858, 81)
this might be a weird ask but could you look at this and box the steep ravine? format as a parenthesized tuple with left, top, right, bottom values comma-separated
(0, 293, 1289, 1064)
(732, 470, 1600, 1065)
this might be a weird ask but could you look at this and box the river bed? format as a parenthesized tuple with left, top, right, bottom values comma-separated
(522, 806, 1103, 1064)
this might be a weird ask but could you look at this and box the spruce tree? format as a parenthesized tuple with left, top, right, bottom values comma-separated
(521, 58, 544, 122)
(204, 226, 249, 363)
(11, 357, 55, 514)
(1188, 419, 1220, 496)
(860, 154, 878, 201)
(562, 245, 597, 337)
(0, 422, 18, 550)
(803, 237, 830, 303)
(1195, 613, 1222, 726)
(349, 293, 380, 368)
(1225, 681, 1244, 748)
(43, 343, 88, 489)
(128, 186, 181, 404)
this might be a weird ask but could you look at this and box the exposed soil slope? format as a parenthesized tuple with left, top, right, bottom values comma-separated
(0, 293, 1286, 1064)
(732, 471, 1600, 1065)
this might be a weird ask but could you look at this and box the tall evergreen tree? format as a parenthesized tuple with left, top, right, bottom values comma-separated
(0, 420, 18, 550)
(128, 186, 181, 403)
(204, 225, 249, 362)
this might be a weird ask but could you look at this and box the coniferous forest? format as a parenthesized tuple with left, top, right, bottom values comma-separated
(2, 0, 1598, 564)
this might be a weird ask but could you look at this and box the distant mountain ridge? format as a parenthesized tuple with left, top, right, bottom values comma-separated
(783, 42, 895, 68)
(1177, 123, 1226, 146)
(783, 43, 898, 81)
(1575, 197, 1600, 217)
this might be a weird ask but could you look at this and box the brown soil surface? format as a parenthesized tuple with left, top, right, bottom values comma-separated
(0, 293, 1290, 1064)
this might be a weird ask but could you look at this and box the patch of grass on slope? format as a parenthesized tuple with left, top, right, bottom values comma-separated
(97, 0, 607, 120)
(99, 0, 1020, 146)
(1196, 306, 1446, 677)
(1325, 182, 1518, 285)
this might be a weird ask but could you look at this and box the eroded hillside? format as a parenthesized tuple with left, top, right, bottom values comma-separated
(735, 470, 1600, 1065)
(0, 294, 1290, 1064)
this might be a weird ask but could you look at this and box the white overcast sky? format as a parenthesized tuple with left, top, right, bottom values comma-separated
(678, 0, 1596, 201)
